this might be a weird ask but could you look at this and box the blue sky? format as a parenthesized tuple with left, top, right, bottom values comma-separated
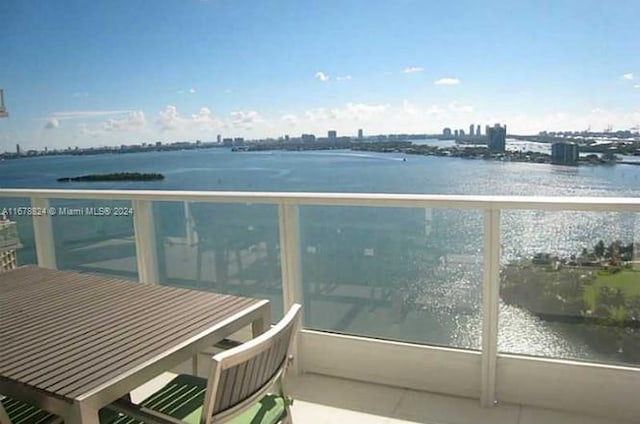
(0, 0, 639, 150)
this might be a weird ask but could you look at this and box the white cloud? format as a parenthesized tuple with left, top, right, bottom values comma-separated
(50, 110, 132, 120)
(281, 114, 298, 126)
(72, 91, 89, 98)
(340, 102, 389, 120)
(156, 105, 181, 131)
(315, 71, 330, 82)
(403, 66, 424, 74)
(44, 118, 59, 129)
(622, 73, 634, 81)
(191, 107, 216, 126)
(634, 84, 640, 89)
(401, 100, 421, 116)
(76, 123, 103, 137)
(336, 75, 352, 81)
(434, 78, 461, 86)
(104, 111, 146, 132)
(189, 88, 197, 94)
(304, 102, 389, 123)
(230, 110, 263, 129)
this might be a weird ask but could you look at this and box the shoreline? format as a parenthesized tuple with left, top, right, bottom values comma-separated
(234, 141, 623, 166)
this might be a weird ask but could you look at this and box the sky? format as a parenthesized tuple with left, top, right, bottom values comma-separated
(0, 0, 639, 151)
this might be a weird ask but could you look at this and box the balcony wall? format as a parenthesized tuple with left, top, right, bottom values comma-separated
(1, 189, 639, 421)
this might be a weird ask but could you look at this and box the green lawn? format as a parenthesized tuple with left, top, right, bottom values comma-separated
(584, 269, 640, 310)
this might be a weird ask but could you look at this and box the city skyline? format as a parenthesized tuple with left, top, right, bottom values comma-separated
(1, 0, 639, 151)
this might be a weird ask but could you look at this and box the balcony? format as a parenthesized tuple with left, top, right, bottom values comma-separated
(1, 189, 639, 423)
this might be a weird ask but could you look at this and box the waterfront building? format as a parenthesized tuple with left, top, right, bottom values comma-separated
(222, 138, 233, 147)
(0, 89, 7, 118)
(485, 125, 490, 139)
(284, 134, 290, 142)
(328, 130, 337, 140)
(551, 142, 579, 165)
(443, 127, 452, 137)
(358, 129, 363, 140)
(487, 124, 506, 153)
(16, 144, 21, 156)
(469, 124, 475, 136)
(216, 134, 221, 144)
(301, 133, 316, 143)
(476, 124, 481, 137)
(459, 129, 465, 136)
(454, 129, 459, 137)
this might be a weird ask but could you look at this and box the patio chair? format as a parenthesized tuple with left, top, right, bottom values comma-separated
(104, 304, 302, 424)
(0, 396, 61, 424)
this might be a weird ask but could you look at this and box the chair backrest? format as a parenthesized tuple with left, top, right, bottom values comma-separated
(202, 304, 301, 423)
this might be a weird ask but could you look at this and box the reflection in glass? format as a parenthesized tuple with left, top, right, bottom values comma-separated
(300, 206, 483, 349)
(499, 210, 640, 366)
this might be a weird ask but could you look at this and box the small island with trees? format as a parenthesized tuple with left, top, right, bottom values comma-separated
(502, 240, 640, 361)
(57, 172, 165, 182)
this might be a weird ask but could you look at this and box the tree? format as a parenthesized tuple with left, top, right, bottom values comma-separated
(594, 240, 605, 258)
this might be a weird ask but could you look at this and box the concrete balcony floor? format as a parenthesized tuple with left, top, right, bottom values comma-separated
(133, 372, 638, 424)
(286, 374, 638, 424)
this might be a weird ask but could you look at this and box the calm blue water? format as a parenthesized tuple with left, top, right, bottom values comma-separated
(1, 148, 639, 365)
(2, 147, 639, 195)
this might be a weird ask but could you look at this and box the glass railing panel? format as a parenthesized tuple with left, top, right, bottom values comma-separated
(299, 205, 483, 349)
(153, 201, 283, 320)
(499, 209, 640, 367)
(0, 197, 37, 268)
(50, 199, 137, 280)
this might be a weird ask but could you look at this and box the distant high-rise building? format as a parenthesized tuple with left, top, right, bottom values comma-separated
(222, 138, 233, 147)
(487, 124, 506, 153)
(476, 124, 481, 136)
(16, 144, 20, 156)
(0, 89, 7, 118)
(443, 127, 452, 137)
(459, 129, 465, 136)
(454, 129, 459, 137)
(328, 130, 337, 139)
(358, 129, 363, 140)
(301, 133, 316, 143)
(485, 125, 490, 138)
(469, 124, 475, 136)
(216, 134, 221, 144)
(551, 142, 579, 165)
(284, 134, 290, 142)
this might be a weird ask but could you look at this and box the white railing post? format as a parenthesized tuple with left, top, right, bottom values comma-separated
(31, 197, 57, 269)
(133, 199, 159, 284)
(278, 203, 303, 374)
(481, 208, 500, 406)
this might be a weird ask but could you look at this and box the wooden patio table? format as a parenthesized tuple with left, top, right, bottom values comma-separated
(0, 266, 271, 424)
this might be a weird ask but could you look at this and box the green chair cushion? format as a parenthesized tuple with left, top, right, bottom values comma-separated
(1, 397, 58, 424)
(105, 374, 286, 424)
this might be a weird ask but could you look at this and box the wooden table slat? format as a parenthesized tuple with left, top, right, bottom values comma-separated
(0, 281, 187, 359)
(2, 288, 212, 375)
(16, 294, 243, 386)
(56, 298, 254, 398)
(0, 266, 266, 409)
